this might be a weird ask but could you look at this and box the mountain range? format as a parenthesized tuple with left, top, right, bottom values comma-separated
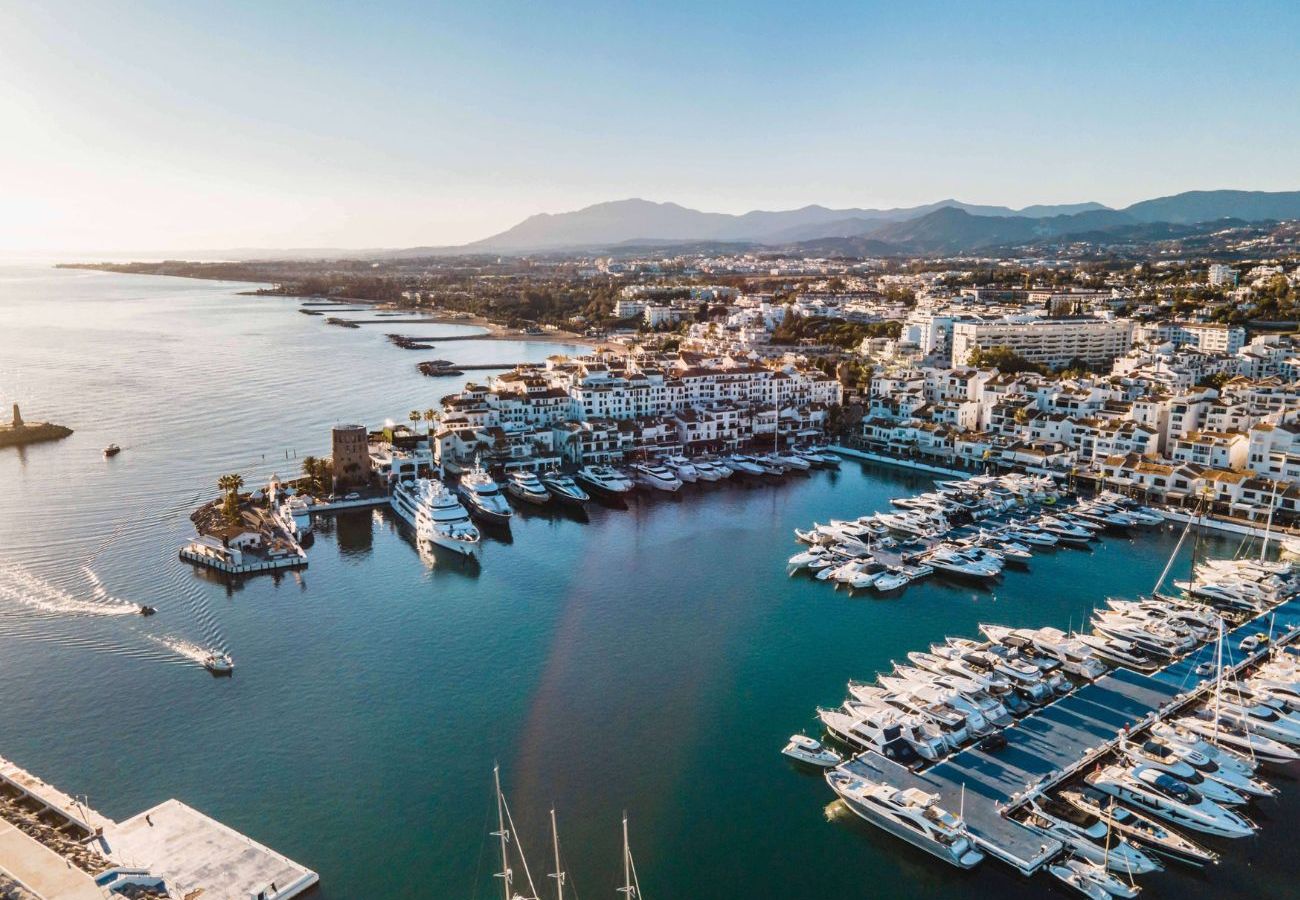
(455, 190, 1300, 256)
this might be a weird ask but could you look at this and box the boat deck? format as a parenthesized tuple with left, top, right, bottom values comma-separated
(839, 595, 1300, 874)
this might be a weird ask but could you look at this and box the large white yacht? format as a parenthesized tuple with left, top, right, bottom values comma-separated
(574, 464, 634, 498)
(456, 464, 513, 525)
(661, 455, 699, 483)
(391, 477, 481, 557)
(539, 471, 589, 507)
(1086, 764, 1255, 838)
(824, 770, 984, 869)
(505, 470, 551, 505)
(629, 462, 683, 492)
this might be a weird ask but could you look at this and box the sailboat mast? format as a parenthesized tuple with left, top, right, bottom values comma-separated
(1260, 480, 1279, 562)
(549, 808, 564, 900)
(495, 765, 512, 900)
(623, 813, 631, 898)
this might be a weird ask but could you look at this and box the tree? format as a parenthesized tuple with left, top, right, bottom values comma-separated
(965, 345, 1047, 375)
(217, 473, 244, 524)
(301, 456, 319, 493)
(408, 410, 421, 430)
(423, 408, 437, 435)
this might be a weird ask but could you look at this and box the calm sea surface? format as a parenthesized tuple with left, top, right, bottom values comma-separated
(0, 266, 1295, 899)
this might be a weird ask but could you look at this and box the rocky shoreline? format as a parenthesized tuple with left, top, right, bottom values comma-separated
(0, 422, 72, 449)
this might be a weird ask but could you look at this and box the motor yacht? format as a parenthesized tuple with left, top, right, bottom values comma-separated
(1207, 693, 1300, 745)
(539, 471, 590, 507)
(755, 454, 787, 476)
(103, 443, 121, 457)
(816, 706, 936, 764)
(851, 683, 971, 749)
(1021, 803, 1161, 874)
(1047, 858, 1124, 900)
(629, 462, 683, 492)
(771, 450, 809, 471)
(661, 455, 699, 483)
(726, 454, 766, 476)
(204, 652, 234, 675)
(1085, 764, 1255, 838)
(1075, 634, 1161, 671)
(1038, 516, 1094, 544)
(1003, 524, 1059, 548)
(781, 734, 842, 768)
(872, 568, 911, 592)
(1090, 615, 1191, 659)
(1117, 743, 1246, 806)
(1173, 581, 1261, 612)
(505, 470, 551, 505)
(1149, 722, 1263, 775)
(824, 771, 985, 869)
(574, 464, 635, 498)
(692, 459, 726, 482)
(925, 547, 1000, 582)
(392, 477, 482, 557)
(276, 495, 314, 541)
(1127, 737, 1273, 798)
(457, 465, 513, 525)
(984, 625, 1106, 680)
(1059, 788, 1218, 867)
(1172, 712, 1298, 765)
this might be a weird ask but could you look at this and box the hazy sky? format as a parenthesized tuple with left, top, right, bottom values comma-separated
(2, 0, 1297, 252)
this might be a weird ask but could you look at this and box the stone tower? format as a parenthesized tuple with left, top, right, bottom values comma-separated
(11, 403, 21, 427)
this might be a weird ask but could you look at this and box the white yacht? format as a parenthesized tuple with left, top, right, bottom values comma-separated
(692, 458, 726, 482)
(781, 734, 842, 768)
(1086, 764, 1255, 838)
(505, 470, 551, 505)
(1075, 634, 1160, 671)
(1125, 737, 1273, 798)
(630, 462, 683, 492)
(661, 455, 699, 483)
(726, 454, 766, 476)
(1148, 722, 1259, 777)
(774, 451, 811, 471)
(574, 464, 634, 498)
(817, 705, 944, 763)
(539, 471, 589, 507)
(1117, 743, 1246, 806)
(925, 547, 1000, 582)
(1021, 804, 1160, 874)
(984, 625, 1106, 680)
(276, 495, 314, 541)
(1166, 714, 1298, 767)
(392, 477, 481, 557)
(457, 464, 513, 525)
(1048, 857, 1135, 900)
(824, 771, 984, 869)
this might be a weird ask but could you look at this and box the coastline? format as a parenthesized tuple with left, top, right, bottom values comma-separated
(66, 265, 610, 352)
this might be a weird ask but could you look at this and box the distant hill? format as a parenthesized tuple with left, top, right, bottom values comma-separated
(1122, 190, 1300, 224)
(464, 197, 1113, 252)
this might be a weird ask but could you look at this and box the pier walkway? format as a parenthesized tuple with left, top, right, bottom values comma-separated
(841, 596, 1300, 874)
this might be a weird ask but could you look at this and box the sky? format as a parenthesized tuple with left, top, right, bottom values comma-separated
(1, 0, 1297, 253)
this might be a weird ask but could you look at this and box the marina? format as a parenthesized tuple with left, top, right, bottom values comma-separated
(4, 267, 1300, 899)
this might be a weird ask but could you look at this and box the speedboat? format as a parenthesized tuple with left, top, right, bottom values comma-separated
(505, 470, 551, 505)
(392, 477, 481, 557)
(540, 472, 590, 507)
(575, 464, 635, 498)
(204, 652, 234, 676)
(781, 734, 842, 768)
(925, 547, 1000, 583)
(457, 465, 513, 525)
(661, 455, 699, 483)
(1085, 764, 1255, 838)
(755, 454, 786, 476)
(824, 771, 984, 869)
(103, 443, 121, 457)
(630, 463, 683, 492)
(1060, 788, 1218, 867)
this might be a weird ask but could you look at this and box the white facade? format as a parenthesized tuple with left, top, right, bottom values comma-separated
(950, 317, 1134, 368)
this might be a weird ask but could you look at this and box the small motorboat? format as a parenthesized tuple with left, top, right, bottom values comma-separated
(204, 652, 234, 676)
(103, 444, 121, 457)
(138, 605, 157, 616)
(781, 734, 842, 768)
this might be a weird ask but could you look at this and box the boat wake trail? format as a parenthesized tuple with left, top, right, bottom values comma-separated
(150, 635, 224, 666)
(0, 563, 139, 617)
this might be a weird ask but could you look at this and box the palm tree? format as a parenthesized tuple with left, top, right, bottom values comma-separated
(217, 473, 244, 523)
(301, 455, 318, 492)
(408, 410, 421, 431)
(423, 408, 437, 435)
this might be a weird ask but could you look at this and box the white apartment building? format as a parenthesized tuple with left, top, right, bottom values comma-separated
(1135, 321, 1245, 354)
(950, 317, 1134, 368)
(1208, 264, 1237, 287)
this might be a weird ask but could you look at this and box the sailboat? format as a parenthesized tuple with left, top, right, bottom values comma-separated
(548, 808, 567, 900)
(617, 812, 644, 899)
(492, 765, 540, 900)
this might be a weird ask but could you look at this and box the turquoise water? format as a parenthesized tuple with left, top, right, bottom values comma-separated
(0, 266, 1294, 899)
